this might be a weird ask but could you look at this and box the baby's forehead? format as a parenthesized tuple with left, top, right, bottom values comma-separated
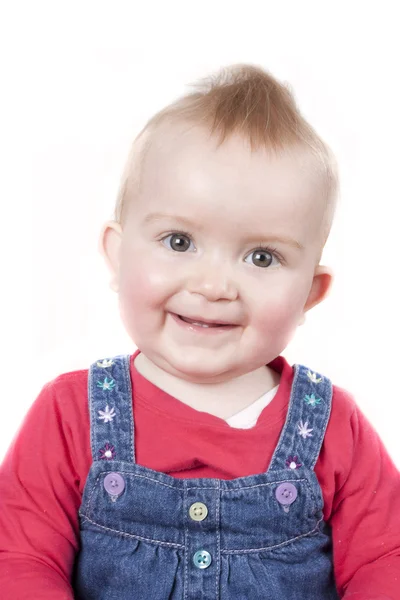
(138, 122, 326, 220)
(146, 122, 321, 185)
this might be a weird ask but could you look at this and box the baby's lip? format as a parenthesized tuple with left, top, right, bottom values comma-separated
(173, 313, 239, 326)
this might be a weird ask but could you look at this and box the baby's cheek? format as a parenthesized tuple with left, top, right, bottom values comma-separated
(119, 261, 173, 308)
(256, 296, 303, 336)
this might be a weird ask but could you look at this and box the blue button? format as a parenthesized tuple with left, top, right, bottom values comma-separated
(193, 550, 212, 569)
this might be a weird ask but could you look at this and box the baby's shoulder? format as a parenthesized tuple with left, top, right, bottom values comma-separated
(38, 366, 90, 419)
(323, 381, 361, 458)
(50, 366, 89, 388)
(330, 382, 357, 417)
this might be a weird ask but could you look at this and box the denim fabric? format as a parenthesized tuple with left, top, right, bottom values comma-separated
(73, 355, 340, 599)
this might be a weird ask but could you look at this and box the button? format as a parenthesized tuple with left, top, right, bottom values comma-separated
(275, 482, 297, 505)
(193, 550, 212, 569)
(189, 502, 208, 521)
(104, 472, 125, 496)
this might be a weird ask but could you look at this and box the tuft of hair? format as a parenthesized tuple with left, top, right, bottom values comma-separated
(114, 63, 339, 251)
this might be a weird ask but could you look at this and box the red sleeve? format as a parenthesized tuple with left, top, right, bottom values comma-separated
(330, 397, 400, 599)
(0, 379, 86, 599)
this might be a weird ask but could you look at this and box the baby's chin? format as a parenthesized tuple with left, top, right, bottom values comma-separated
(154, 349, 253, 385)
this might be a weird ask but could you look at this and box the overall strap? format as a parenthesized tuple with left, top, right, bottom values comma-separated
(88, 355, 135, 463)
(267, 364, 333, 473)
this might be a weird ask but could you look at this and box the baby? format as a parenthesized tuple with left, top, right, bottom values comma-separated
(1, 64, 399, 599)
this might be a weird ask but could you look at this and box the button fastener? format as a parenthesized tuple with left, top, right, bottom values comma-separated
(104, 472, 125, 498)
(189, 502, 208, 521)
(193, 550, 212, 569)
(275, 482, 298, 512)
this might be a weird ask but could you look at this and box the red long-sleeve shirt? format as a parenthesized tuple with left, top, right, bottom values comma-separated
(0, 351, 399, 599)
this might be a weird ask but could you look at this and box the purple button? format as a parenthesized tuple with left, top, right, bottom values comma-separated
(275, 482, 297, 505)
(104, 472, 125, 496)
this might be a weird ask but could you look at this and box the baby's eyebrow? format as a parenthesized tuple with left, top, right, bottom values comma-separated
(142, 212, 304, 250)
(143, 212, 203, 231)
(143, 213, 204, 231)
(242, 234, 304, 250)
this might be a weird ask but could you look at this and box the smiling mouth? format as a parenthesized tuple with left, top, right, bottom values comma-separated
(175, 314, 235, 328)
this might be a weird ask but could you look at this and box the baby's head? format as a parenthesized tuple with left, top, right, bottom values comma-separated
(100, 64, 339, 383)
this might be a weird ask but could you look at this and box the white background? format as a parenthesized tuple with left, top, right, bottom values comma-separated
(1, 1, 399, 466)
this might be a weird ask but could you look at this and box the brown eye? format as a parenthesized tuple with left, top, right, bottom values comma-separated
(244, 248, 281, 268)
(251, 251, 273, 268)
(161, 233, 194, 252)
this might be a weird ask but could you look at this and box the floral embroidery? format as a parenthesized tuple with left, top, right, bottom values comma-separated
(297, 420, 313, 439)
(307, 370, 322, 384)
(304, 393, 322, 407)
(98, 405, 116, 423)
(286, 455, 302, 470)
(97, 359, 114, 368)
(97, 377, 116, 391)
(99, 443, 116, 460)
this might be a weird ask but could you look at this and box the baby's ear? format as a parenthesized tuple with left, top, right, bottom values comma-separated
(303, 265, 334, 313)
(98, 220, 123, 293)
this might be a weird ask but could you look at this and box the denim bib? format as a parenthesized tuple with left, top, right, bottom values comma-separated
(73, 355, 340, 599)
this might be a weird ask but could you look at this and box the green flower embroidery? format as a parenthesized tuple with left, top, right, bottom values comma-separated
(97, 359, 114, 368)
(97, 377, 116, 391)
(304, 393, 322, 407)
(306, 370, 322, 383)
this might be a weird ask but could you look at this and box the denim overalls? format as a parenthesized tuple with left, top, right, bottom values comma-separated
(73, 355, 341, 599)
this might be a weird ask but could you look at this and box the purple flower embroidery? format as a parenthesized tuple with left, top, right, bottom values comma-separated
(286, 455, 302, 470)
(99, 443, 116, 460)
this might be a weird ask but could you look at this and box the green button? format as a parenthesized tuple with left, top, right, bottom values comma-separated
(193, 550, 212, 569)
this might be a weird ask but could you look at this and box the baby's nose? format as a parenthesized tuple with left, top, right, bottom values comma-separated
(185, 262, 238, 302)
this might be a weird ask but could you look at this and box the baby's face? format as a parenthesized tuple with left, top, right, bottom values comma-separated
(112, 124, 331, 383)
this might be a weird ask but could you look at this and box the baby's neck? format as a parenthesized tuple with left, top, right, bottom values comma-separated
(133, 352, 280, 420)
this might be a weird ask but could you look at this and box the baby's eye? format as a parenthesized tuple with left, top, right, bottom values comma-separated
(161, 233, 196, 253)
(244, 248, 281, 268)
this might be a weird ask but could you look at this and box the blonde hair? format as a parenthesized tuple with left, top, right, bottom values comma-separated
(114, 64, 339, 251)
